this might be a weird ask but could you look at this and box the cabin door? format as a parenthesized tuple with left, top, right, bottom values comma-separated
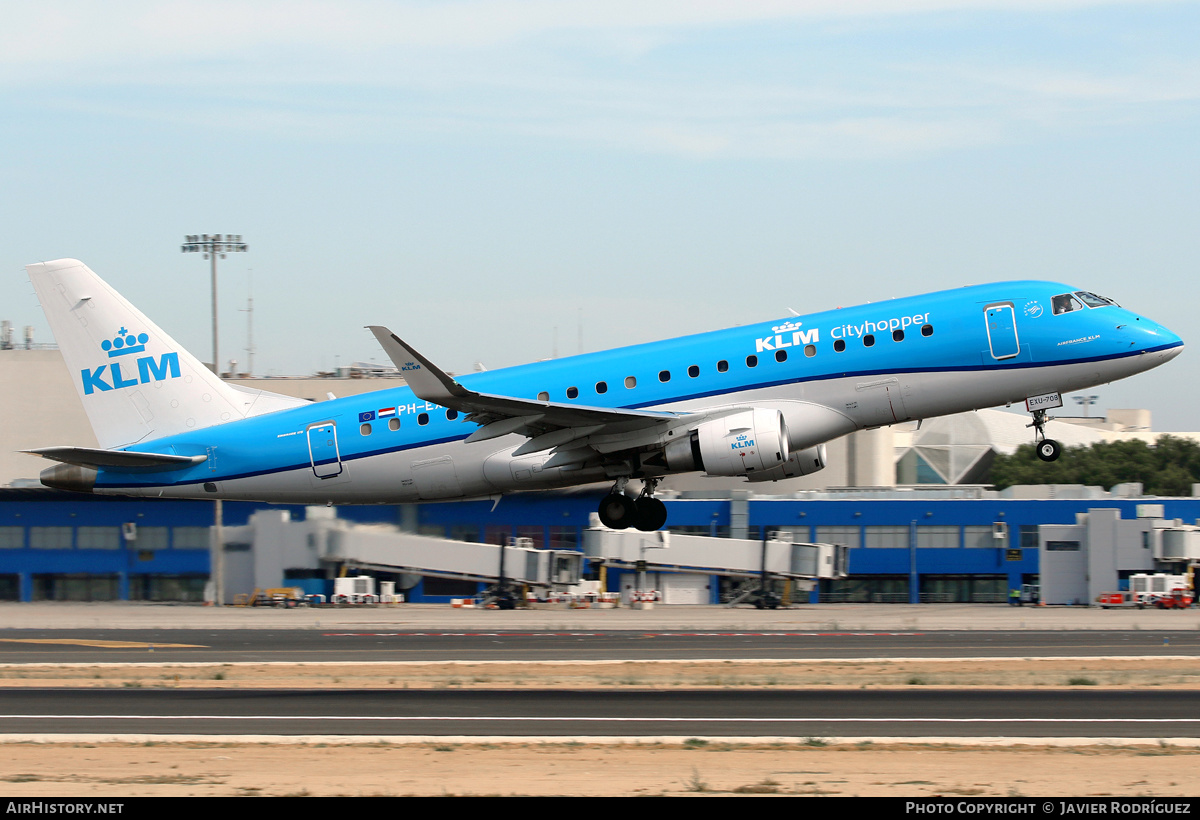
(985, 303, 1020, 360)
(307, 421, 344, 478)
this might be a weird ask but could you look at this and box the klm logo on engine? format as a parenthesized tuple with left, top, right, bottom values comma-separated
(731, 434, 755, 450)
(80, 328, 181, 395)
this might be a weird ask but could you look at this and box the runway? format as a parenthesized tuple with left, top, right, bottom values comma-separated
(5, 688, 1200, 739)
(0, 628, 1196, 663)
(3, 605, 1199, 743)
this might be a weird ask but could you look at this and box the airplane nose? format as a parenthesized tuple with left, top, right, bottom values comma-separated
(1126, 315, 1182, 345)
(1126, 315, 1183, 362)
(1150, 322, 1183, 352)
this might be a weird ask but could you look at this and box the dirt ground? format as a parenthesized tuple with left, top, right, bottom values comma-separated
(3, 656, 1199, 797)
(3, 739, 1199, 797)
(2, 655, 1200, 690)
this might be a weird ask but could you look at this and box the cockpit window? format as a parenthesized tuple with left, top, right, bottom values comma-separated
(1052, 294, 1083, 315)
(1074, 291, 1117, 308)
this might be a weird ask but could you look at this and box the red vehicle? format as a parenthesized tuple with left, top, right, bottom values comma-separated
(1099, 595, 1137, 609)
(1149, 588, 1195, 609)
(1096, 591, 1149, 609)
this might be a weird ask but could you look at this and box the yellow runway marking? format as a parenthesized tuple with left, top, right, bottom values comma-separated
(0, 639, 204, 649)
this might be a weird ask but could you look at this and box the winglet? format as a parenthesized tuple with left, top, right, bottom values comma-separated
(367, 326, 471, 406)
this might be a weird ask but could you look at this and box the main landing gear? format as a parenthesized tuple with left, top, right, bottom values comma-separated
(598, 478, 668, 532)
(1028, 408, 1062, 462)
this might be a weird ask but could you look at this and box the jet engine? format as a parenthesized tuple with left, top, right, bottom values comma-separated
(744, 444, 827, 482)
(663, 408, 790, 477)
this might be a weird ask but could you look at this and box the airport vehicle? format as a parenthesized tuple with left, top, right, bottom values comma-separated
(1130, 572, 1192, 609)
(24, 259, 1184, 531)
(1149, 588, 1194, 609)
(235, 587, 307, 608)
(1021, 583, 1041, 605)
(1095, 591, 1149, 609)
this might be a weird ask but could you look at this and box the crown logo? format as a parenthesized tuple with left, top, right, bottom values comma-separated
(101, 327, 148, 358)
(771, 320, 802, 334)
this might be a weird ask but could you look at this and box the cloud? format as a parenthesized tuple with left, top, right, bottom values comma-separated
(1, 0, 1180, 68)
(3, 0, 1195, 160)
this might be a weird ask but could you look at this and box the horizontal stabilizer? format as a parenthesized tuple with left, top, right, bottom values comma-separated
(23, 446, 207, 473)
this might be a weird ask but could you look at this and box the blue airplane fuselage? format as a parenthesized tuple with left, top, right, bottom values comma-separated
(84, 279, 1180, 503)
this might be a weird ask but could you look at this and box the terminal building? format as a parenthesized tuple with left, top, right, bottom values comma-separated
(3, 344, 1199, 606)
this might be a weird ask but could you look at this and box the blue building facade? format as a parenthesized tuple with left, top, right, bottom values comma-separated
(0, 490, 395, 603)
(3, 489, 1198, 604)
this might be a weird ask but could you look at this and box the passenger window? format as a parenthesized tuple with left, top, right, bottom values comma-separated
(775, 350, 787, 363)
(687, 365, 699, 378)
(567, 386, 579, 399)
(658, 370, 671, 383)
(625, 376, 637, 388)
(446, 409, 458, 420)
(360, 423, 372, 436)
(834, 339, 846, 352)
(863, 334, 875, 347)
(892, 329, 904, 342)
(746, 355, 758, 368)
(388, 417, 401, 431)
(595, 381, 608, 394)
(538, 391, 549, 402)
(921, 324, 933, 337)
(1052, 294, 1083, 315)
(804, 344, 816, 357)
(717, 360, 729, 373)
(417, 413, 429, 425)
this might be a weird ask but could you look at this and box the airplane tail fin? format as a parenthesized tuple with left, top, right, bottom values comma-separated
(27, 258, 307, 449)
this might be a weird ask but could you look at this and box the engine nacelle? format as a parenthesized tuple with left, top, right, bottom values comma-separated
(744, 444, 827, 482)
(664, 408, 790, 477)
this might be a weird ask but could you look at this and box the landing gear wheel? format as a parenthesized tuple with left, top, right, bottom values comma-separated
(1027, 407, 1062, 462)
(598, 493, 638, 529)
(1036, 439, 1061, 462)
(633, 496, 668, 532)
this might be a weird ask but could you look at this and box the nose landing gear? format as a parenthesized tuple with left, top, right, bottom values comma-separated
(1028, 408, 1062, 462)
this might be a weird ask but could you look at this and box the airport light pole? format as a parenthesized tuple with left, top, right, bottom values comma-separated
(181, 234, 246, 607)
(181, 234, 248, 375)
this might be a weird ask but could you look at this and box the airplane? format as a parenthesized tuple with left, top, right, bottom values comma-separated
(23, 258, 1184, 531)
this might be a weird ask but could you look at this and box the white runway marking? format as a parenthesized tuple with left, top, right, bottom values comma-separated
(5, 715, 1200, 724)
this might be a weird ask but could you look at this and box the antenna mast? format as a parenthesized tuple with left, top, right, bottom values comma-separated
(240, 270, 255, 377)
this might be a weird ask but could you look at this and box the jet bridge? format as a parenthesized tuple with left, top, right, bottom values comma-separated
(582, 525, 847, 607)
(230, 509, 582, 604)
(226, 510, 842, 607)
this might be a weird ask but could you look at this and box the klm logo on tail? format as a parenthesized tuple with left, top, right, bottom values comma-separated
(81, 328, 180, 395)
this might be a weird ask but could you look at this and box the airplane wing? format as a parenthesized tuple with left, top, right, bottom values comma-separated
(23, 446, 207, 472)
(369, 326, 695, 462)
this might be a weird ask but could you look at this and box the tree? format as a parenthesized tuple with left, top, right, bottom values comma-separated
(986, 435, 1200, 496)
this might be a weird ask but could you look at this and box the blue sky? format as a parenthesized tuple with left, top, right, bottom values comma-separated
(3, 1, 1198, 428)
